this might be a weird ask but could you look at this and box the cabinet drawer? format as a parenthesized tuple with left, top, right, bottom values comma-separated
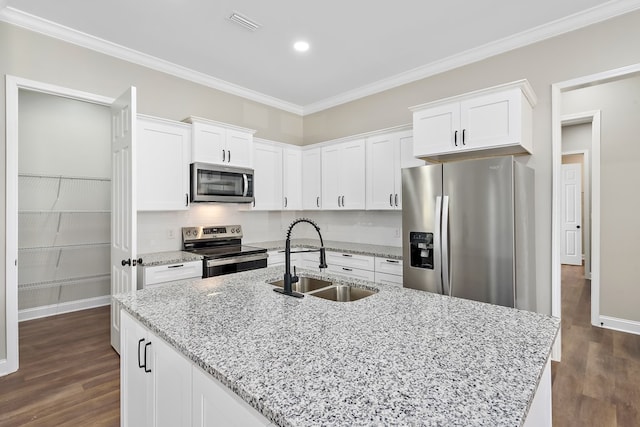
(325, 264, 375, 281)
(267, 250, 285, 266)
(375, 257, 403, 275)
(326, 252, 374, 271)
(141, 260, 202, 287)
(375, 272, 403, 287)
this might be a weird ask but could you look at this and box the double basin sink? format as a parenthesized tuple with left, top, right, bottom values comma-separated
(268, 277, 376, 302)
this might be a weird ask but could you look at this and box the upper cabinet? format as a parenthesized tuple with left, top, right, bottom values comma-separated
(410, 80, 536, 162)
(185, 116, 255, 168)
(252, 139, 283, 210)
(283, 147, 302, 210)
(366, 130, 424, 210)
(252, 139, 301, 211)
(322, 139, 366, 210)
(302, 147, 322, 210)
(137, 115, 191, 211)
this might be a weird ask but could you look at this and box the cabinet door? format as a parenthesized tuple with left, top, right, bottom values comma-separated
(192, 366, 269, 427)
(398, 131, 425, 209)
(413, 102, 460, 157)
(120, 311, 151, 427)
(460, 88, 521, 150)
(252, 141, 283, 210)
(226, 129, 253, 167)
(283, 148, 302, 210)
(302, 148, 322, 210)
(339, 139, 366, 210)
(150, 333, 192, 427)
(137, 117, 190, 211)
(321, 145, 341, 209)
(366, 134, 398, 210)
(192, 122, 225, 164)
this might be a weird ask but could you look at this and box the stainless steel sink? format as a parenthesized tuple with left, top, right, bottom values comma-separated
(310, 285, 377, 302)
(268, 277, 333, 293)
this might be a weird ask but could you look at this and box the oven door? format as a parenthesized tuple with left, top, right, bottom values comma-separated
(204, 253, 267, 277)
(191, 162, 254, 203)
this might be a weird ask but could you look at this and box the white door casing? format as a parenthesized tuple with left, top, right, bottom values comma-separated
(561, 163, 582, 265)
(111, 87, 138, 353)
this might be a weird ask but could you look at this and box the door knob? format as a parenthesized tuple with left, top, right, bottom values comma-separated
(576, 225, 581, 229)
(121, 258, 131, 266)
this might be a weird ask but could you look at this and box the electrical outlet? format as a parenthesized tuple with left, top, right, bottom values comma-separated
(394, 228, 401, 238)
(167, 229, 175, 239)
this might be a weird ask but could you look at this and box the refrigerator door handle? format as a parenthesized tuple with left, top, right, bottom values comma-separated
(441, 195, 451, 296)
(434, 196, 443, 295)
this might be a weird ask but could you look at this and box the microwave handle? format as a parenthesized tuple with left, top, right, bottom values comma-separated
(243, 174, 248, 196)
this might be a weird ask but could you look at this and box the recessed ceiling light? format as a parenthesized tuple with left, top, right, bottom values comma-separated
(293, 41, 310, 52)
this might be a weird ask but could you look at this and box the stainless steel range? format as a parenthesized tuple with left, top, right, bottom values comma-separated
(182, 225, 268, 278)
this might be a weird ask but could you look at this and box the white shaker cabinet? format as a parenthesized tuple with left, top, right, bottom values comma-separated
(192, 366, 271, 427)
(137, 115, 191, 211)
(283, 147, 302, 210)
(321, 139, 366, 210)
(411, 80, 536, 161)
(252, 140, 302, 211)
(301, 147, 322, 210)
(252, 140, 283, 210)
(122, 310, 269, 427)
(186, 116, 255, 168)
(366, 130, 424, 210)
(120, 310, 192, 427)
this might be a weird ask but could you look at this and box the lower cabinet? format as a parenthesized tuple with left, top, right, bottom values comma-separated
(121, 310, 191, 427)
(374, 257, 403, 286)
(324, 252, 375, 281)
(121, 310, 270, 427)
(137, 260, 203, 289)
(192, 366, 269, 427)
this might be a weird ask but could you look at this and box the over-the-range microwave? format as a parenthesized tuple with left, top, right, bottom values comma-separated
(190, 162, 254, 203)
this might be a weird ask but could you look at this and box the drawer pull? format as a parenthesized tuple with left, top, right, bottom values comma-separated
(341, 254, 353, 257)
(342, 267, 353, 272)
(385, 259, 400, 264)
(167, 264, 184, 268)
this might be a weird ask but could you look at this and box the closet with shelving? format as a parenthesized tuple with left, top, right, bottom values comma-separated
(18, 90, 111, 319)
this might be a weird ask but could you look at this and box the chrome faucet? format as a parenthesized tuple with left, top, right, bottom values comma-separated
(273, 218, 328, 298)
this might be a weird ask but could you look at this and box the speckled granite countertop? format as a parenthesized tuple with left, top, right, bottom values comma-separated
(251, 239, 403, 260)
(138, 250, 202, 267)
(115, 266, 558, 426)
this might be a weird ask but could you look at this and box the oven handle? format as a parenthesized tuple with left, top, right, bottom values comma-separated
(205, 253, 267, 268)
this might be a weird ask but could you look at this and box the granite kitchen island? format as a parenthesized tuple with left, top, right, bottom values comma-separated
(115, 266, 559, 426)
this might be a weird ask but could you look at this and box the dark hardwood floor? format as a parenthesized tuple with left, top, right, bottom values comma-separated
(0, 306, 120, 426)
(1, 267, 639, 426)
(552, 264, 640, 426)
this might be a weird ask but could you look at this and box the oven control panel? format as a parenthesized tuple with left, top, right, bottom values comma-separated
(182, 225, 243, 242)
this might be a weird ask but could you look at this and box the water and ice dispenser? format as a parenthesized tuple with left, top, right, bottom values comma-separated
(409, 232, 434, 269)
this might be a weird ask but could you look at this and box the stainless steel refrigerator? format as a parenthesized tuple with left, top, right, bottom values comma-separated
(401, 156, 536, 311)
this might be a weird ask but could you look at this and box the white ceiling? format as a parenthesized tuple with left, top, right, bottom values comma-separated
(2, 0, 639, 114)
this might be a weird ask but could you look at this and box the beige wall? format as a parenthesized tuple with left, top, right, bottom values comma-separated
(562, 75, 640, 322)
(303, 10, 640, 317)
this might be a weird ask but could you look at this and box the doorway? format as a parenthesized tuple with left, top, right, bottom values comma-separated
(3, 76, 114, 376)
(552, 64, 640, 360)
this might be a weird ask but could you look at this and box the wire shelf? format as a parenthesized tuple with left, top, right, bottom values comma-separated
(18, 274, 111, 291)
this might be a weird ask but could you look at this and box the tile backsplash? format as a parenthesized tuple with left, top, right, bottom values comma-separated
(137, 204, 402, 254)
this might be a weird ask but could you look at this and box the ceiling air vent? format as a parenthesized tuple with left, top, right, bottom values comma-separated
(228, 12, 261, 31)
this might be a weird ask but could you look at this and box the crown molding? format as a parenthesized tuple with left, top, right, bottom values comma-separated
(0, 7, 304, 116)
(302, 0, 640, 115)
(3, 1, 640, 117)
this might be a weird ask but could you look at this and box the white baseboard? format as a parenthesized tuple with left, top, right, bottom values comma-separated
(599, 315, 640, 336)
(18, 295, 111, 322)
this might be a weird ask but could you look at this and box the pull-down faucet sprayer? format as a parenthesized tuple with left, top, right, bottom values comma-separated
(273, 218, 327, 298)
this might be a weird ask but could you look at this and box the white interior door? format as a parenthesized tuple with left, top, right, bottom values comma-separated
(561, 163, 582, 265)
(111, 87, 137, 353)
